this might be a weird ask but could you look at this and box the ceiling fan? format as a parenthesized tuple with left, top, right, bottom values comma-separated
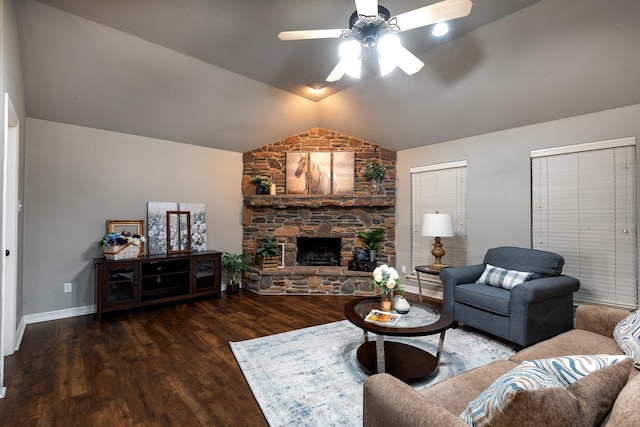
(278, 0, 473, 82)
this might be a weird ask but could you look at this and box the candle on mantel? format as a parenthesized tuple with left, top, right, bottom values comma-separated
(270, 183, 276, 195)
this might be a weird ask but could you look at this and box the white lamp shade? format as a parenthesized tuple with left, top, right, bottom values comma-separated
(421, 213, 455, 237)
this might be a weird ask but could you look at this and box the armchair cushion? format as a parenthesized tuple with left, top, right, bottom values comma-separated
(476, 264, 533, 290)
(455, 284, 511, 316)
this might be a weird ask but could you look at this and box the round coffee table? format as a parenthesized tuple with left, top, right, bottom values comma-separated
(344, 297, 454, 383)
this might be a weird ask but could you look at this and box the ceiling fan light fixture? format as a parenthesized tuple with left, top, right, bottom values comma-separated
(432, 22, 450, 37)
(378, 34, 401, 76)
(339, 40, 362, 79)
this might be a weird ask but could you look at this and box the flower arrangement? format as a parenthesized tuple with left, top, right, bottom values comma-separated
(250, 175, 272, 187)
(360, 161, 387, 180)
(100, 230, 146, 247)
(370, 264, 404, 297)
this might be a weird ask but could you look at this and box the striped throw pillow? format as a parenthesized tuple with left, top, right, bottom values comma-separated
(614, 310, 640, 369)
(459, 354, 630, 427)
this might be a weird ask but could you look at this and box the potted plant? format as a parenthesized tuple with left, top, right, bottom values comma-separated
(222, 252, 250, 295)
(357, 228, 385, 262)
(360, 161, 387, 194)
(256, 234, 280, 270)
(250, 175, 272, 195)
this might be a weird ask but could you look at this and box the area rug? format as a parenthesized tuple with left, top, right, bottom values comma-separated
(230, 320, 514, 427)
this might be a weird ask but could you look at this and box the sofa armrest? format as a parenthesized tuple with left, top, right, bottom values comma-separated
(575, 305, 631, 338)
(440, 265, 486, 313)
(440, 264, 486, 286)
(363, 374, 466, 427)
(510, 275, 580, 305)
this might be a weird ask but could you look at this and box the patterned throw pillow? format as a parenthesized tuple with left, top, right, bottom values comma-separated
(476, 264, 532, 290)
(459, 354, 630, 427)
(614, 310, 640, 369)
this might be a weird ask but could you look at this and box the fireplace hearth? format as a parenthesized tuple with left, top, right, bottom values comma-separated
(297, 237, 341, 266)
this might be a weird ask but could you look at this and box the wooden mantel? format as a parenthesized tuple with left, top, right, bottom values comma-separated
(244, 195, 396, 209)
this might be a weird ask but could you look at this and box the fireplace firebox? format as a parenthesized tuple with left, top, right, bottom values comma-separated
(296, 237, 341, 266)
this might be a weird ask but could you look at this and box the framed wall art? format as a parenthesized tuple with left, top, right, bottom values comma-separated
(286, 151, 354, 196)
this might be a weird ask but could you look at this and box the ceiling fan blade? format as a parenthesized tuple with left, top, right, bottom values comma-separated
(326, 60, 347, 82)
(355, 0, 378, 18)
(395, 45, 425, 75)
(394, 0, 473, 32)
(278, 29, 346, 41)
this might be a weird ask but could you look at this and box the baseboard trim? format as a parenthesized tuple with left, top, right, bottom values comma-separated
(15, 318, 26, 352)
(22, 305, 96, 325)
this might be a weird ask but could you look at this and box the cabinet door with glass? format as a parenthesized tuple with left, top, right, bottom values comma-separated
(191, 254, 221, 294)
(101, 262, 140, 308)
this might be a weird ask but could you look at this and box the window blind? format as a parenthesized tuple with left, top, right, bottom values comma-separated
(531, 137, 637, 309)
(410, 161, 467, 272)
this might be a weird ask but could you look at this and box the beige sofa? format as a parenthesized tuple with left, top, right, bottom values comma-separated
(363, 305, 639, 427)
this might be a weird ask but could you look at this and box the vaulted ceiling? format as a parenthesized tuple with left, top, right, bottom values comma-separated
(15, 0, 640, 152)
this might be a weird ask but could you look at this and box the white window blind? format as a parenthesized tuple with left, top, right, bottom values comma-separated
(410, 161, 467, 271)
(531, 137, 637, 309)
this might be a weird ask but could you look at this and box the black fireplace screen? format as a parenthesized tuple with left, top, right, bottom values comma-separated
(296, 237, 341, 266)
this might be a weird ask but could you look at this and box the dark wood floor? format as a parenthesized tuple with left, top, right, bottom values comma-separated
(1, 292, 396, 426)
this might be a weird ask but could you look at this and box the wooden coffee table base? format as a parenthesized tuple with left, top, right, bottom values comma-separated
(356, 341, 439, 384)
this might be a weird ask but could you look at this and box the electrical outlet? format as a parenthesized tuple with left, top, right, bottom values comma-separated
(401, 265, 406, 273)
(64, 282, 72, 293)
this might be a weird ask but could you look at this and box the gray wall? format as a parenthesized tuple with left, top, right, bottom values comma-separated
(396, 104, 640, 275)
(23, 118, 243, 315)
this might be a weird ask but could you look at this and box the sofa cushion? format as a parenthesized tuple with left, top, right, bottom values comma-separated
(483, 246, 564, 278)
(510, 329, 625, 364)
(476, 264, 532, 290)
(613, 310, 640, 369)
(455, 284, 511, 316)
(459, 355, 630, 427)
(606, 370, 640, 427)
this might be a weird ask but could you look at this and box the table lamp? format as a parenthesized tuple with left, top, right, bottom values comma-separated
(421, 212, 455, 271)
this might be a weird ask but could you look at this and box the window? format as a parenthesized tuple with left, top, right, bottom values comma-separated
(531, 137, 637, 309)
(410, 161, 467, 271)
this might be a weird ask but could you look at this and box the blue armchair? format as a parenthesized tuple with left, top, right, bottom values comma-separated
(440, 246, 580, 347)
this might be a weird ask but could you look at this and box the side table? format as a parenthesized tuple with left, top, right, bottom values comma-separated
(415, 265, 444, 302)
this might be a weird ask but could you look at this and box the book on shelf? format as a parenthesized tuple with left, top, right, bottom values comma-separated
(364, 309, 401, 326)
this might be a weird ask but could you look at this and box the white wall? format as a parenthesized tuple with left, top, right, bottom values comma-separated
(396, 104, 640, 276)
(23, 118, 243, 315)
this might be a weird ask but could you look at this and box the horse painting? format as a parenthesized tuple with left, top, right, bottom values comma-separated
(294, 153, 334, 195)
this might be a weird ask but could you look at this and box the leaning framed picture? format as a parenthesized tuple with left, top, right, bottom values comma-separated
(106, 220, 145, 256)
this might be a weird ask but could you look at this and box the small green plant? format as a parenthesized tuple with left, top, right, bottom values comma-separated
(256, 234, 279, 259)
(222, 252, 250, 285)
(357, 228, 385, 250)
(250, 175, 271, 187)
(360, 161, 387, 180)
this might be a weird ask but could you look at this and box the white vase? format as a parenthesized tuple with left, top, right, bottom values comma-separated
(393, 295, 411, 314)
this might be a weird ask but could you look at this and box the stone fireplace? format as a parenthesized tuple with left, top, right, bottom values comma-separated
(241, 127, 396, 295)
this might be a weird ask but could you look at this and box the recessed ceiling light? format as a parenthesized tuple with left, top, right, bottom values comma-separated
(432, 22, 450, 37)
